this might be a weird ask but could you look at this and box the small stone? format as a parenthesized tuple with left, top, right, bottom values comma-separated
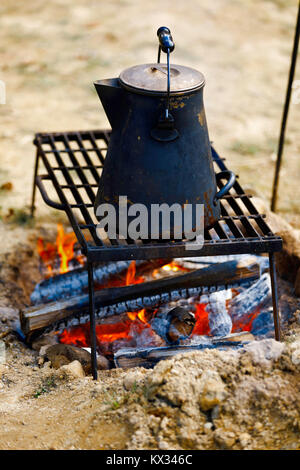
(97, 354, 110, 371)
(211, 405, 220, 421)
(0, 364, 7, 377)
(0, 307, 19, 324)
(0, 341, 6, 364)
(32, 334, 58, 352)
(244, 339, 285, 366)
(37, 356, 44, 366)
(198, 370, 227, 411)
(239, 432, 251, 448)
(157, 439, 170, 450)
(214, 429, 236, 450)
(45, 343, 109, 374)
(45, 343, 109, 373)
(289, 338, 300, 365)
(254, 422, 263, 432)
(60, 360, 85, 378)
(123, 370, 145, 391)
(39, 345, 51, 357)
(204, 422, 213, 433)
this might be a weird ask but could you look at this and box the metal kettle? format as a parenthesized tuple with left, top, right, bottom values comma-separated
(94, 27, 235, 239)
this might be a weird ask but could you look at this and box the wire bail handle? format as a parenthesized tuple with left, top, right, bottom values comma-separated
(150, 27, 178, 141)
(157, 26, 175, 119)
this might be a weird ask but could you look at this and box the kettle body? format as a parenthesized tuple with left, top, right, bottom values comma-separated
(94, 60, 235, 240)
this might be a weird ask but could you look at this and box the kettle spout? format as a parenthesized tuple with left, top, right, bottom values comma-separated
(94, 78, 127, 129)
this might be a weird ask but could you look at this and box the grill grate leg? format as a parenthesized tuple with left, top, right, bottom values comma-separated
(269, 252, 281, 341)
(30, 149, 40, 217)
(88, 262, 98, 379)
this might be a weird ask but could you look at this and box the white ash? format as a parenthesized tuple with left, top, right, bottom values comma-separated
(228, 273, 272, 324)
(176, 254, 269, 275)
(206, 290, 233, 337)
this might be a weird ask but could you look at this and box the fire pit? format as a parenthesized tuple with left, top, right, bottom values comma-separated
(27, 129, 283, 378)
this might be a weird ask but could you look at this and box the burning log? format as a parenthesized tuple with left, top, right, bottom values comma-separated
(30, 259, 149, 305)
(150, 306, 196, 345)
(177, 254, 269, 273)
(21, 257, 260, 336)
(228, 273, 272, 330)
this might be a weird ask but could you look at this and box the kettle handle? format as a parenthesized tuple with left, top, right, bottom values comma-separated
(156, 27, 175, 120)
(214, 171, 236, 204)
(157, 27, 175, 62)
(150, 27, 178, 142)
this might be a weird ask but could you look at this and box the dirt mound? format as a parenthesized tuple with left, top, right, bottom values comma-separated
(124, 341, 300, 450)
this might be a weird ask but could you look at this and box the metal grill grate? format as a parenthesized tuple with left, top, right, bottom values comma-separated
(32, 129, 282, 262)
(31, 129, 282, 378)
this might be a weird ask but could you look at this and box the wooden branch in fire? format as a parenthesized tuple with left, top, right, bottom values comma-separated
(31, 259, 166, 305)
(20, 257, 260, 337)
(114, 332, 254, 368)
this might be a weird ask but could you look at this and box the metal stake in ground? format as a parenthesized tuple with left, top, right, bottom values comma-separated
(271, 0, 300, 212)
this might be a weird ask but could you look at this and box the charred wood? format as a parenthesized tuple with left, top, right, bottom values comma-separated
(228, 273, 272, 328)
(21, 258, 260, 336)
(150, 306, 196, 345)
(114, 338, 247, 369)
(30, 259, 152, 305)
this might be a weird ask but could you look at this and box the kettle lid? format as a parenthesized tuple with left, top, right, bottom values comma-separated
(119, 63, 205, 96)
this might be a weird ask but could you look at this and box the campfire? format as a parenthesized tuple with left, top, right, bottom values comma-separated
(19, 224, 275, 369)
(27, 128, 282, 378)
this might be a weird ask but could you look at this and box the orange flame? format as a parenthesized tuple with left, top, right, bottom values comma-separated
(127, 308, 148, 324)
(59, 308, 151, 348)
(56, 223, 77, 274)
(125, 261, 144, 286)
(37, 224, 84, 276)
(37, 238, 56, 276)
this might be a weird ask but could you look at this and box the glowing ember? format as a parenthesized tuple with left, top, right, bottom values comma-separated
(37, 224, 264, 358)
(152, 261, 190, 278)
(48, 251, 260, 354)
(231, 306, 260, 333)
(193, 303, 210, 336)
(59, 309, 152, 348)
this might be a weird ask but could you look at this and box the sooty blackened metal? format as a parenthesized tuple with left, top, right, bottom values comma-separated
(31, 129, 282, 379)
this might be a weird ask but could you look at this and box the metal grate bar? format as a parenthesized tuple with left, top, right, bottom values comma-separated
(61, 183, 99, 189)
(48, 134, 101, 246)
(61, 133, 97, 204)
(43, 148, 105, 154)
(220, 202, 246, 239)
(89, 130, 106, 165)
(52, 165, 103, 171)
(217, 178, 262, 238)
(232, 178, 274, 235)
(75, 132, 102, 183)
(212, 221, 231, 241)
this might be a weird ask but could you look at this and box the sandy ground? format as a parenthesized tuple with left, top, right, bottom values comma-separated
(0, 331, 300, 450)
(0, 204, 299, 450)
(0, 0, 300, 451)
(0, 0, 299, 223)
